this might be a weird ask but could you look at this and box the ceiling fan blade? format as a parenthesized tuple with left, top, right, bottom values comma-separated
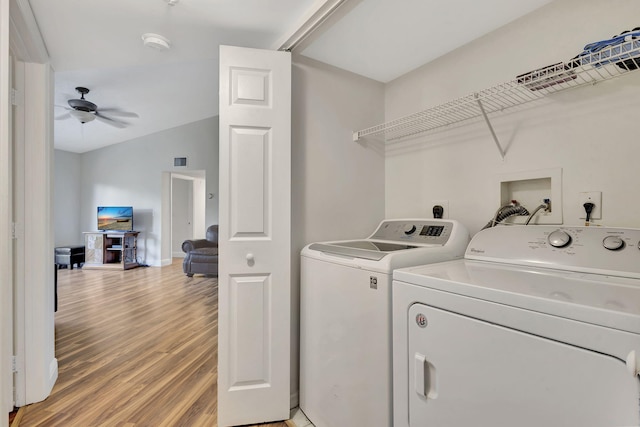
(55, 112, 71, 120)
(94, 112, 127, 128)
(98, 108, 139, 118)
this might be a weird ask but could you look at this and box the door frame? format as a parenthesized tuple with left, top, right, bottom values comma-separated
(12, 58, 56, 408)
(1, 0, 13, 422)
(3, 0, 55, 415)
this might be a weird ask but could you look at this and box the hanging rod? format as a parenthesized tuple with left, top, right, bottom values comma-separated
(353, 39, 640, 156)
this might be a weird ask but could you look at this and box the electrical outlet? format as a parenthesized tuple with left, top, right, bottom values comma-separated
(579, 191, 601, 220)
(431, 200, 449, 219)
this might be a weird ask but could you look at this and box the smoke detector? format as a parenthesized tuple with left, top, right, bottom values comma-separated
(142, 33, 171, 51)
(164, 0, 179, 5)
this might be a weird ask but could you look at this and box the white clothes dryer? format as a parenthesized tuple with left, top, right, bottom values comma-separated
(393, 225, 640, 427)
(300, 219, 469, 427)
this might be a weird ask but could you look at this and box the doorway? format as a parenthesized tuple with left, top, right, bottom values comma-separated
(168, 172, 206, 261)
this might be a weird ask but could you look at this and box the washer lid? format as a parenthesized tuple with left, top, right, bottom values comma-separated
(394, 259, 640, 335)
(309, 240, 418, 260)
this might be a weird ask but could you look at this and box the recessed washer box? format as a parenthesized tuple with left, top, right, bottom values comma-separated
(496, 168, 562, 225)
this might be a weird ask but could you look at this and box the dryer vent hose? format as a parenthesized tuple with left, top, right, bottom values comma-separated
(482, 204, 530, 230)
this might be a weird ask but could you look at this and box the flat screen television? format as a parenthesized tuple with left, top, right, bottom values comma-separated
(97, 206, 133, 231)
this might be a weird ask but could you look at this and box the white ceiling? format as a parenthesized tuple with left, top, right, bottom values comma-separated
(27, 0, 555, 153)
(300, 0, 555, 83)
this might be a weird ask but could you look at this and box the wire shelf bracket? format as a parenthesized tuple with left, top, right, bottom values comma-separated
(353, 39, 640, 159)
(475, 93, 505, 160)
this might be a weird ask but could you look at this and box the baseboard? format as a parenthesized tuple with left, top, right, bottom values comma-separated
(49, 358, 58, 383)
(27, 357, 58, 405)
(288, 407, 313, 427)
(172, 252, 186, 258)
(290, 391, 299, 409)
(161, 258, 173, 266)
(46, 358, 58, 400)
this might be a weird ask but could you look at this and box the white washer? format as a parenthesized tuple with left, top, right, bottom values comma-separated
(300, 219, 469, 427)
(393, 225, 640, 427)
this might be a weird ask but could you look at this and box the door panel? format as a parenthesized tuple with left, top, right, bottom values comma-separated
(407, 303, 639, 427)
(230, 127, 269, 236)
(218, 45, 291, 427)
(229, 275, 271, 388)
(231, 68, 271, 106)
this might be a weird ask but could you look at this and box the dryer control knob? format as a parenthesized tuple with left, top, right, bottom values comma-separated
(603, 236, 625, 251)
(404, 225, 417, 235)
(548, 230, 572, 248)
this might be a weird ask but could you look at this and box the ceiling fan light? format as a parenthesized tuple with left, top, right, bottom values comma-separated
(142, 33, 171, 51)
(70, 109, 96, 124)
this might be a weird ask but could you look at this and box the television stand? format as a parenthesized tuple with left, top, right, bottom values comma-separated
(83, 231, 140, 270)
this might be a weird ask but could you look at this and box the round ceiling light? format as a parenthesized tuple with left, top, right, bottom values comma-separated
(141, 33, 171, 51)
(70, 109, 96, 124)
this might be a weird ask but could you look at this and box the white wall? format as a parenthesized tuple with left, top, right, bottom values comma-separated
(385, 0, 640, 234)
(291, 54, 386, 404)
(53, 150, 81, 246)
(79, 116, 219, 266)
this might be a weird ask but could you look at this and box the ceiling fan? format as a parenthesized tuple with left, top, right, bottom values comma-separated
(56, 87, 139, 128)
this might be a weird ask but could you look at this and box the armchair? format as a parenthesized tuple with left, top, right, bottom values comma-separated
(182, 225, 219, 277)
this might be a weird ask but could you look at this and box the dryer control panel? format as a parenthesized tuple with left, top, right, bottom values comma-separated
(369, 219, 462, 246)
(466, 226, 640, 278)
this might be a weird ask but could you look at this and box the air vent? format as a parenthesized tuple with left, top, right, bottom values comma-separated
(174, 157, 187, 167)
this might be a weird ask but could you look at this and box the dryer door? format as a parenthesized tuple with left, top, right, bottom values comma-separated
(407, 304, 639, 427)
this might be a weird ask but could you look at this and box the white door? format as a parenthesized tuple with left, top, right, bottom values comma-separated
(218, 45, 291, 427)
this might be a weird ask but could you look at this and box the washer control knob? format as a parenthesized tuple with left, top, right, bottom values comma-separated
(603, 236, 625, 251)
(548, 230, 572, 248)
(404, 224, 417, 235)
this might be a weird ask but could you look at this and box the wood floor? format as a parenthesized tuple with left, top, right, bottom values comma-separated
(15, 260, 290, 427)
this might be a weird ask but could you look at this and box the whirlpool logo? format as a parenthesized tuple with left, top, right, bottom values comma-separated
(469, 248, 485, 253)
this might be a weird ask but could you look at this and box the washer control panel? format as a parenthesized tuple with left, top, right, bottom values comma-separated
(466, 226, 640, 278)
(369, 219, 460, 246)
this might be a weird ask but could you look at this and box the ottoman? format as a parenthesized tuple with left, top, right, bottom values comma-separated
(55, 245, 85, 269)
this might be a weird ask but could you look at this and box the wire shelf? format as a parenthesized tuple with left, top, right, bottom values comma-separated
(353, 40, 640, 147)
